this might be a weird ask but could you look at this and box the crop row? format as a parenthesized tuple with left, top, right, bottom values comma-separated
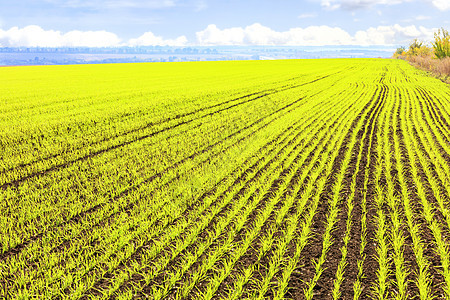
(1, 59, 449, 299)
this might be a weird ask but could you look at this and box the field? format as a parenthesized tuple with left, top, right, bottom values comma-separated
(1, 58, 450, 299)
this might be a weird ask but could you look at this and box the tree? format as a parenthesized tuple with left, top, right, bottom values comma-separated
(432, 28, 450, 59)
(395, 46, 405, 55)
(408, 39, 423, 56)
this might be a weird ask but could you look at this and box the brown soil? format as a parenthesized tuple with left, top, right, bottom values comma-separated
(283, 85, 384, 300)
(81, 97, 316, 297)
(5, 64, 450, 300)
(394, 90, 447, 298)
(0, 93, 305, 266)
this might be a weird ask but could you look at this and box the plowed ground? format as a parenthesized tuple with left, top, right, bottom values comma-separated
(1, 59, 450, 299)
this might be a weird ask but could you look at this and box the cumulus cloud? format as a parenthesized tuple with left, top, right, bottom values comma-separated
(355, 24, 435, 44)
(0, 24, 437, 48)
(0, 25, 187, 47)
(128, 32, 188, 46)
(431, 0, 450, 10)
(195, 25, 241, 45)
(196, 23, 353, 46)
(195, 23, 435, 46)
(0, 25, 121, 47)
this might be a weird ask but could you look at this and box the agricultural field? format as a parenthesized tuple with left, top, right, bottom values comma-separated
(1, 58, 450, 299)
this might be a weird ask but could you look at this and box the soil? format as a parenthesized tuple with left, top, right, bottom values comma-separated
(5, 63, 450, 299)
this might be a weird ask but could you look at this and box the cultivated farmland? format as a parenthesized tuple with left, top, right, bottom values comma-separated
(1, 59, 450, 299)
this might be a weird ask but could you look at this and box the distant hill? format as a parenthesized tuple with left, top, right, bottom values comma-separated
(0, 45, 396, 66)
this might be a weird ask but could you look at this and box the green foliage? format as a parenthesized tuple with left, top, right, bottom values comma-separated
(407, 39, 432, 57)
(408, 39, 424, 55)
(396, 46, 406, 55)
(432, 28, 450, 59)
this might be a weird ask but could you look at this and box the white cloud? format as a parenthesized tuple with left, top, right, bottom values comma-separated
(196, 24, 245, 45)
(44, 0, 176, 9)
(321, 0, 341, 10)
(298, 13, 318, 19)
(0, 25, 187, 47)
(195, 23, 436, 46)
(128, 32, 187, 46)
(321, 0, 410, 10)
(403, 15, 431, 22)
(196, 23, 353, 46)
(0, 24, 437, 48)
(416, 15, 431, 20)
(431, 0, 450, 10)
(354, 24, 435, 45)
(0, 25, 121, 47)
(320, 0, 450, 11)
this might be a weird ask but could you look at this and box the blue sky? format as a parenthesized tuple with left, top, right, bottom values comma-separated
(0, 0, 449, 47)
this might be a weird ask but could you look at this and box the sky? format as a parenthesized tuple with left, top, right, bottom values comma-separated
(0, 0, 449, 47)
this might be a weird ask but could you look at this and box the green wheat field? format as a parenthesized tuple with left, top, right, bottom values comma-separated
(1, 59, 450, 299)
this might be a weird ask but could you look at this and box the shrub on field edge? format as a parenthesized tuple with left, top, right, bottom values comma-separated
(433, 28, 450, 59)
(393, 28, 450, 80)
